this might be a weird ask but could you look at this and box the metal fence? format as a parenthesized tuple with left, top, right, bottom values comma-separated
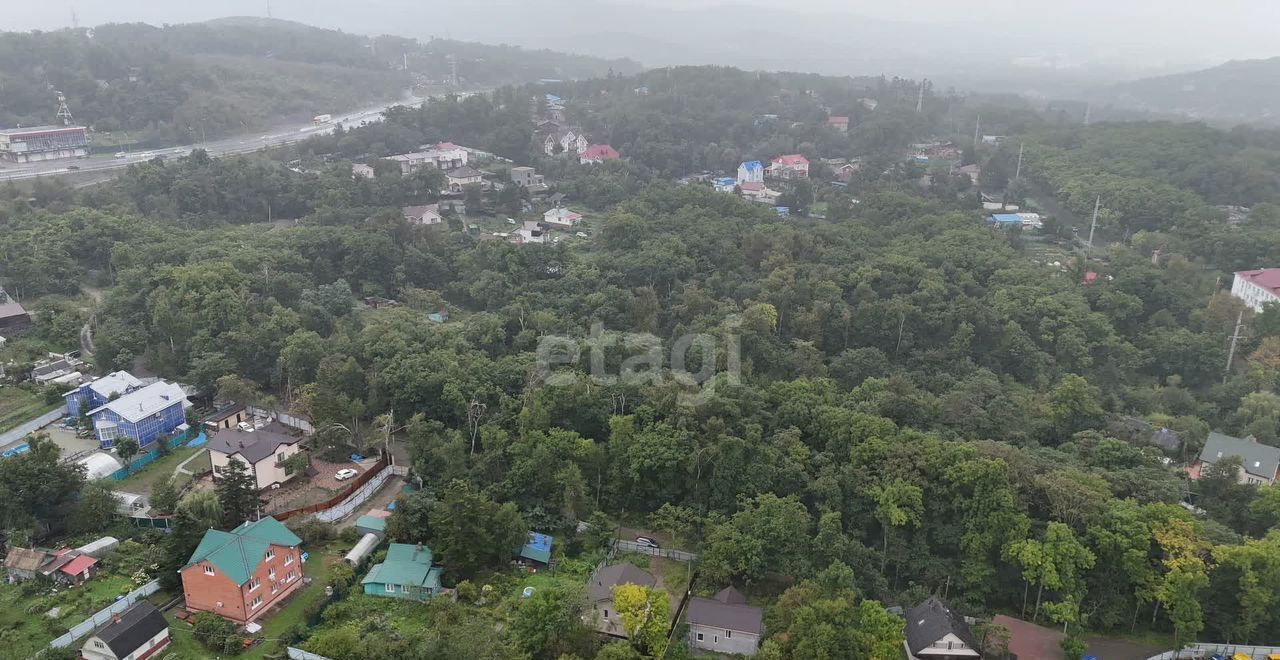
(287, 647, 335, 660)
(248, 405, 314, 433)
(612, 539, 699, 562)
(107, 429, 202, 481)
(314, 464, 395, 523)
(1146, 644, 1280, 660)
(0, 407, 65, 447)
(48, 579, 161, 649)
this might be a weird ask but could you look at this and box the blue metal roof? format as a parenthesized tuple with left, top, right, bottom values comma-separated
(990, 213, 1022, 224)
(741, 160, 763, 172)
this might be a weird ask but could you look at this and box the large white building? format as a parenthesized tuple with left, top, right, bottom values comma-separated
(1231, 269, 1280, 312)
(0, 125, 89, 163)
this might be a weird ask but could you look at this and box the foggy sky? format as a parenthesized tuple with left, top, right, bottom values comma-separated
(8, 0, 1280, 78)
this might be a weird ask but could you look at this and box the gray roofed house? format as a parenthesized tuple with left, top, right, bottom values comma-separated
(903, 596, 981, 660)
(80, 601, 170, 660)
(585, 563, 657, 637)
(1198, 431, 1280, 485)
(208, 422, 306, 490)
(686, 586, 764, 656)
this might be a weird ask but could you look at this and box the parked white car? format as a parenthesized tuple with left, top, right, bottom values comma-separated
(334, 468, 359, 481)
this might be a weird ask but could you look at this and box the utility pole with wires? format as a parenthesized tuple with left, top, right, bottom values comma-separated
(972, 114, 981, 148)
(55, 91, 74, 126)
(916, 79, 925, 114)
(1015, 142, 1025, 180)
(1224, 311, 1248, 384)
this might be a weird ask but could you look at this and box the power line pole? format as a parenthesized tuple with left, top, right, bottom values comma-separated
(266, 0, 273, 18)
(1083, 102, 1092, 126)
(55, 91, 74, 126)
(1015, 142, 1024, 180)
(972, 114, 981, 148)
(1224, 310, 1247, 384)
(71, 8, 79, 29)
(916, 80, 925, 114)
(1087, 195, 1101, 248)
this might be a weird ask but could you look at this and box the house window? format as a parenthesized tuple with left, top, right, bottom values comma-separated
(268, 568, 276, 580)
(385, 583, 396, 593)
(250, 596, 263, 610)
(726, 630, 732, 638)
(249, 577, 260, 591)
(203, 565, 215, 575)
(271, 584, 278, 595)
(94, 640, 105, 648)
(284, 553, 294, 566)
(603, 609, 609, 619)
(266, 549, 275, 561)
(696, 633, 704, 642)
(401, 584, 409, 593)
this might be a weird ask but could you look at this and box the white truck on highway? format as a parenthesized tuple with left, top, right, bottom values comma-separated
(313, 113, 333, 125)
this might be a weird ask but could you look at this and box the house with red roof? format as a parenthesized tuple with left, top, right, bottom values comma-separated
(1231, 268, 1280, 312)
(828, 116, 849, 133)
(579, 144, 620, 165)
(768, 154, 809, 180)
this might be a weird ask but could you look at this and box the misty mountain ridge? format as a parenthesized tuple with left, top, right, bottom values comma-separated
(1094, 57, 1280, 125)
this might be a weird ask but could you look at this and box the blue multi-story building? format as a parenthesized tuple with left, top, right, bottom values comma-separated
(65, 371, 144, 418)
(87, 381, 189, 449)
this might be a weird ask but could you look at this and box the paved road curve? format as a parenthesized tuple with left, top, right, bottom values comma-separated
(0, 91, 430, 183)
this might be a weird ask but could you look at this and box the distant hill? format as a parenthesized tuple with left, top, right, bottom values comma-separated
(0, 17, 639, 145)
(1096, 57, 1280, 126)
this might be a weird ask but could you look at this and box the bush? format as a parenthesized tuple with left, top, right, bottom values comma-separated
(193, 611, 242, 655)
(338, 526, 360, 544)
(288, 516, 337, 546)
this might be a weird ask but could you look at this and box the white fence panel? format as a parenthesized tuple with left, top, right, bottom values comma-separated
(0, 407, 66, 446)
(49, 579, 161, 649)
(314, 465, 393, 523)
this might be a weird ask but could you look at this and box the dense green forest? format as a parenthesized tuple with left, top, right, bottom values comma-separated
(4, 66, 1280, 659)
(0, 18, 637, 146)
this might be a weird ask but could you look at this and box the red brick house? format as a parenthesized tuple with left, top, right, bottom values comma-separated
(180, 517, 303, 624)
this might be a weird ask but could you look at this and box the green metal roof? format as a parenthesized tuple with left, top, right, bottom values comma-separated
(185, 517, 302, 585)
(355, 515, 387, 532)
(361, 543, 439, 589)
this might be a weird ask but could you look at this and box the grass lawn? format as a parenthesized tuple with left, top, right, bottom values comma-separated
(114, 446, 210, 495)
(0, 572, 142, 658)
(0, 385, 56, 435)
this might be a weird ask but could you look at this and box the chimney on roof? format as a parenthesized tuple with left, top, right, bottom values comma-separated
(415, 542, 423, 559)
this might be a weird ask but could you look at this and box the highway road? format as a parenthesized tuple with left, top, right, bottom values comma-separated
(0, 92, 431, 183)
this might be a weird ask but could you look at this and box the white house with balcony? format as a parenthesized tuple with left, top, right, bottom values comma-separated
(1231, 268, 1280, 312)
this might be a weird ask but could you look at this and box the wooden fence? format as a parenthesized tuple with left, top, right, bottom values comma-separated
(273, 457, 389, 522)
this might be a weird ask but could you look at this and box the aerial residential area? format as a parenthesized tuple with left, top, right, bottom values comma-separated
(2, 4, 1280, 660)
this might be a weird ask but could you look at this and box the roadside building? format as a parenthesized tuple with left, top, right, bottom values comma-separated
(511, 166, 545, 189)
(203, 404, 249, 433)
(737, 160, 764, 185)
(828, 116, 850, 132)
(0, 125, 89, 163)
